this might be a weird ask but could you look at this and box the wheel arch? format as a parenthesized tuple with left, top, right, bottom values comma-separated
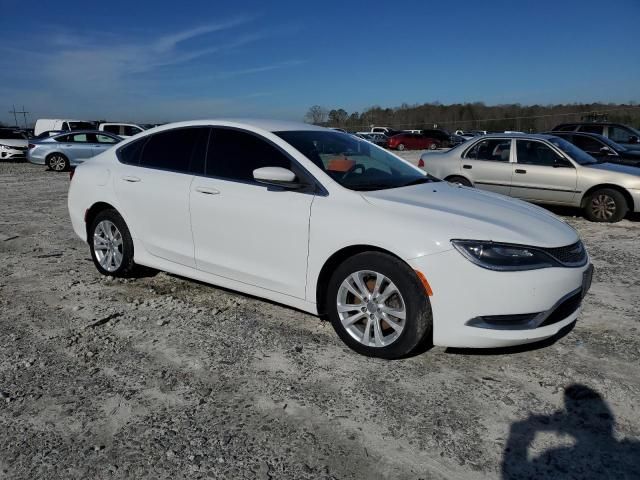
(444, 174, 473, 186)
(85, 201, 119, 242)
(315, 244, 411, 316)
(580, 184, 634, 211)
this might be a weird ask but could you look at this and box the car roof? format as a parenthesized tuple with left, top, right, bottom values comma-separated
(147, 119, 327, 133)
(474, 133, 558, 140)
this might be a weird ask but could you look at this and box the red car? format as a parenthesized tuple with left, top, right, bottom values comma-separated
(387, 133, 439, 151)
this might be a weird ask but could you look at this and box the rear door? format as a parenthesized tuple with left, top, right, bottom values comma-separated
(460, 138, 514, 195)
(113, 127, 208, 267)
(61, 133, 94, 162)
(510, 139, 577, 204)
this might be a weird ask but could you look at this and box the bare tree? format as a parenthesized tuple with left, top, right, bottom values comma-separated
(304, 105, 328, 125)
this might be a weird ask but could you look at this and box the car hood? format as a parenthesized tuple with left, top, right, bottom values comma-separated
(587, 162, 640, 175)
(0, 139, 28, 148)
(361, 182, 579, 248)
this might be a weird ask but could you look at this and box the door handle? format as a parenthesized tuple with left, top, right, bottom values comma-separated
(195, 187, 220, 195)
(463, 164, 472, 169)
(515, 169, 527, 174)
(121, 176, 141, 183)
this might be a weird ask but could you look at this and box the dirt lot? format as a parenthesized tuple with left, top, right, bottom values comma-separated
(1, 160, 639, 479)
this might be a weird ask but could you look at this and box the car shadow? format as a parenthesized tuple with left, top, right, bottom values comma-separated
(501, 384, 640, 479)
(444, 321, 576, 356)
(543, 205, 640, 222)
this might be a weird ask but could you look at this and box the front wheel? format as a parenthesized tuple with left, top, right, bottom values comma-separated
(89, 209, 138, 277)
(429, 142, 438, 150)
(584, 188, 628, 222)
(326, 252, 432, 359)
(397, 143, 405, 151)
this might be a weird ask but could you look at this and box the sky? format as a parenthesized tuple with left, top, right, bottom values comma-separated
(1, 0, 638, 125)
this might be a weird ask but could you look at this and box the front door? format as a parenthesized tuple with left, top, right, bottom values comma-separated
(460, 138, 514, 195)
(92, 133, 120, 156)
(190, 128, 314, 299)
(509, 139, 578, 204)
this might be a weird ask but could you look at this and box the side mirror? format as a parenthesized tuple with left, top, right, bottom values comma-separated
(599, 146, 613, 155)
(253, 166, 305, 189)
(629, 135, 639, 144)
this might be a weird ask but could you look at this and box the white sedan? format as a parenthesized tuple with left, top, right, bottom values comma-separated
(68, 120, 593, 358)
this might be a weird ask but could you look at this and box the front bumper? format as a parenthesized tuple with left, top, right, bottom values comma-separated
(1, 148, 26, 160)
(408, 248, 591, 348)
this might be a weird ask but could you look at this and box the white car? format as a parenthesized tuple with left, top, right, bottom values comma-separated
(99, 123, 147, 138)
(0, 128, 28, 161)
(34, 119, 95, 136)
(68, 120, 592, 358)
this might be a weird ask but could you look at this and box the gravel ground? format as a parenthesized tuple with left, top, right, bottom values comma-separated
(1, 160, 639, 479)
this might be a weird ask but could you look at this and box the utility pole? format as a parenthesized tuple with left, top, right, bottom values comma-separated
(8, 105, 30, 129)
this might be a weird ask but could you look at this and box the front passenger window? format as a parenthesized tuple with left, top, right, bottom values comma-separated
(516, 140, 565, 166)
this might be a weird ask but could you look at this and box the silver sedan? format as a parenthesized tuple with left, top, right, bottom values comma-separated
(27, 130, 122, 172)
(421, 133, 640, 222)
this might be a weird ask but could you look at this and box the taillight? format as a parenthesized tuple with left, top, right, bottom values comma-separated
(418, 159, 425, 168)
(28, 144, 36, 149)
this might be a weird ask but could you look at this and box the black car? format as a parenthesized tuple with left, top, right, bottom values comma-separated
(421, 129, 452, 147)
(548, 131, 640, 167)
(551, 122, 640, 151)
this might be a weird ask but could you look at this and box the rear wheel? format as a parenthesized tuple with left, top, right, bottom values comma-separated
(89, 209, 138, 277)
(446, 175, 472, 187)
(584, 188, 628, 222)
(397, 143, 405, 151)
(429, 142, 438, 150)
(326, 252, 432, 359)
(47, 153, 69, 172)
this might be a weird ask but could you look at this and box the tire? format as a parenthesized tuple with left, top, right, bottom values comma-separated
(46, 153, 70, 172)
(429, 142, 438, 150)
(397, 143, 405, 151)
(446, 175, 472, 187)
(88, 209, 138, 277)
(326, 252, 432, 359)
(584, 188, 628, 223)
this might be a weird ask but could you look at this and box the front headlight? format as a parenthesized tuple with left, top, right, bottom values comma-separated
(451, 240, 558, 271)
(0, 144, 11, 150)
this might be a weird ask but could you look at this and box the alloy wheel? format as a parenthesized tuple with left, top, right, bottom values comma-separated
(591, 194, 616, 221)
(93, 220, 124, 272)
(49, 155, 67, 171)
(336, 270, 406, 348)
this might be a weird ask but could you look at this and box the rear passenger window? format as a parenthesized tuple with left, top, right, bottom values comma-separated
(465, 139, 511, 161)
(206, 128, 292, 182)
(139, 128, 208, 173)
(118, 138, 147, 165)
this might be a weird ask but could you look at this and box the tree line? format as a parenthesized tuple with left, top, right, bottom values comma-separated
(304, 102, 640, 133)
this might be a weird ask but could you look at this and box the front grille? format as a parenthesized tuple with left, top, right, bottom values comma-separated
(540, 241, 587, 267)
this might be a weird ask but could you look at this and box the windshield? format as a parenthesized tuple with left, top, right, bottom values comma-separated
(547, 136, 599, 165)
(275, 130, 438, 191)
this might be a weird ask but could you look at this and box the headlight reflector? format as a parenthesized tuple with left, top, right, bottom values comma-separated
(451, 240, 557, 271)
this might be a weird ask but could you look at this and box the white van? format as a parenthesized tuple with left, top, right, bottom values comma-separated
(98, 123, 146, 138)
(34, 119, 95, 136)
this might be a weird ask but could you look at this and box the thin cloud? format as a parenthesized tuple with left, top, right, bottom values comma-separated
(215, 60, 306, 79)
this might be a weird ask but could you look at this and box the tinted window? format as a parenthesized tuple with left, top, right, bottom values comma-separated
(0, 129, 27, 139)
(609, 126, 634, 143)
(102, 125, 120, 135)
(465, 139, 511, 161)
(96, 134, 118, 144)
(68, 121, 95, 131)
(579, 124, 604, 135)
(123, 125, 142, 136)
(573, 135, 604, 153)
(555, 124, 576, 132)
(206, 128, 292, 182)
(55, 135, 71, 142)
(139, 128, 207, 173)
(118, 138, 147, 165)
(516, 140, 563, 166)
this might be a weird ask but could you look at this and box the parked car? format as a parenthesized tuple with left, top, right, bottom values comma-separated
(34, 119, 96, 136)
(28, 131, 122, 171)
(355, 132, 389, 147)
(420, 133, 640, 222)
(99, 123, 147, 138)
(551, 123, 640, 151)
(449, 134, 469, 147)
(0, 128, 28, 161)
(34, 130, 65, 139)
(547, 131, 640, 167)
(69, 119, 592, 358)
(421, 129, 453, 148)
(388, 133, 438, 151)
